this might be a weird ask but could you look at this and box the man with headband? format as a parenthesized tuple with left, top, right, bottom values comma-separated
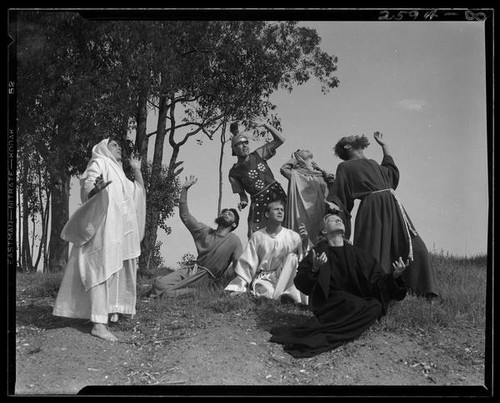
(228, 115, 287, 239)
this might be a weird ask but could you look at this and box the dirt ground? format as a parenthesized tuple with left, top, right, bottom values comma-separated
(12, 292, 488, 397)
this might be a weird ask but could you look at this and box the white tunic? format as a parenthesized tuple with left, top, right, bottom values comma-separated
(225, 227, 308, 304)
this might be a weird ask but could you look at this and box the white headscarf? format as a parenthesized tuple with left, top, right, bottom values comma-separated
(62, 137, 146, 291)
(91, 137, 123, 168)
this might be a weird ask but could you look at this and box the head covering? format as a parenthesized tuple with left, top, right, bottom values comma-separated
(285, 149, 322, 176)
(91, 137, 123, 168)
(231, 133, 249, 147)
(231, 133, 250, 156)
(292, 149, 312, 168)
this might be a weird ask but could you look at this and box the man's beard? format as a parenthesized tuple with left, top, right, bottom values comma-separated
(215, 216, 232, 228)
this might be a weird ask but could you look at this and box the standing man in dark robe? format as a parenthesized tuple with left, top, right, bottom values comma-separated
(269, 213, 409, 358)
(328, 131, 439, 300)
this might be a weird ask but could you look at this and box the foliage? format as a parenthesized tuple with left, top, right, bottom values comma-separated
(14, 13, 340, 272)
(140, 162, 180, 235)
(177, 253, 197, 269)
(16, 11, 134, 176)
(15, 11, 141, 271)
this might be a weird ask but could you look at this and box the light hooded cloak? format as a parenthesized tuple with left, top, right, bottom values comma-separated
(281, 151, 329, 246)
(53, 138, 146, 323)
(60, 138, 146, 290)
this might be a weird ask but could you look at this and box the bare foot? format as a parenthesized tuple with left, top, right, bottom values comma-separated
(91, 323, 118, 342)
(109, 313, 119, 323)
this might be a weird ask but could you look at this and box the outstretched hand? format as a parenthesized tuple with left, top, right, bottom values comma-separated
(326, 201, 341, 213)
(249, 114, 267, 128)
(373, 131, 385, 147)
(182, 175, 198, 189)
(129, 155, 142, 171)
(237, 200, 248, 211)
(298, 223, 309, 240)
(392, 257, 410, 278)
(94, 174, 112, 193)
(311, 249, 328, 273)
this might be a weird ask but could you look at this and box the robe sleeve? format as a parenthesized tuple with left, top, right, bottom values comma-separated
(255, 141, 278, 161)
(80, 160, 102, 203)
(294, 249, 320, 296)
(61, 160, 109, 246)
(330, 163, 354, 214)
(133, 180, 146, 241)
(179, 192, 210, 238)
(224, 233, 260, 292)
(357, 249, 407, 314)
(380, 155, 400, 190)
(328, 165, 353, 239)
(228, 171, 245, 194)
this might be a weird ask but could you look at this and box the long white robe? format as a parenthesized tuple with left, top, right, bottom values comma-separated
(53, 138, 146, 324)
(224, 227, 308, 304)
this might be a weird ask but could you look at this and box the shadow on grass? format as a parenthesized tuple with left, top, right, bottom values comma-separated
(252, 298, 313, 333)
(16, 302, 92, 335)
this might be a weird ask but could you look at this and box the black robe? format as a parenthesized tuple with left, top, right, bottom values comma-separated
(269, 241, 407, 358)
(329, 156, 439, 297)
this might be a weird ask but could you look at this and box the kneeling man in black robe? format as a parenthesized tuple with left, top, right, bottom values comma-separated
(270, 212, 409, 358)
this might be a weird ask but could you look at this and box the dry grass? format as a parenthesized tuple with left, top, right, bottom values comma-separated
(16, 252, 488, 343)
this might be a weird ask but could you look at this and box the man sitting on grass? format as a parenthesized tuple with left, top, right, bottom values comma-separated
(269, 212, 409, 358)
(149, 175, 243, 298)
(224, 199, 309, 304)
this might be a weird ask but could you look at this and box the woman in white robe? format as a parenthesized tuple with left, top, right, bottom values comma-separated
(53, 137, 146, 342)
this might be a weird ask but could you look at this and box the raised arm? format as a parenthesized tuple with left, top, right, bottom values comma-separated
(280, 160, 294, 180)
(179, 175, 207, 234)
(373, 131, 391, 159)
(251, 115, 285, 145)
(129, 156, 144, 188)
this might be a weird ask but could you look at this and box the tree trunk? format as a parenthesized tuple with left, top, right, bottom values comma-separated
(17, 183, 22, 270)
(33, 167, 46, 271)
(21, 156, 33, 272)
(42, 191, 51, 272)
(139, 95, 168, 272)
(217, 122, 227, 216)
(135, 89, 149, 161)
(48, 169, 70, 272)
(34, 189, 50, 272)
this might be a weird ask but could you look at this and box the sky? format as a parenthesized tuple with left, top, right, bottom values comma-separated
(68, 19, 489, 269)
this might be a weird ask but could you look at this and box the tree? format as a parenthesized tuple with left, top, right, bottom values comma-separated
(15, 14, 339, 275)
(15, 11, 138, 271)
(132, 20, 339, 269)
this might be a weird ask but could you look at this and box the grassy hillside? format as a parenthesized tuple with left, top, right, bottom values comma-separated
(15, 252, 488, 336)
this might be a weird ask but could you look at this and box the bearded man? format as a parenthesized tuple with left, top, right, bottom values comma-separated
(150, 175, 243, 298)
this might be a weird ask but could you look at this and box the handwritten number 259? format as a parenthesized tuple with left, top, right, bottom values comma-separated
(379, 11, 419, 20)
